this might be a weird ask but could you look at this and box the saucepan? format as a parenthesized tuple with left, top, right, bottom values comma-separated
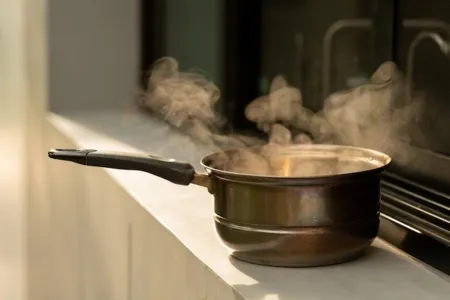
(48, 144, 391, 267)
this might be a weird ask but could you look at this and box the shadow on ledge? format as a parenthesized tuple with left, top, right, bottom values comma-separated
(229, 245, 450, 300)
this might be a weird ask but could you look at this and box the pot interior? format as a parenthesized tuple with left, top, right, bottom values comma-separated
(202, 144, 391, 178)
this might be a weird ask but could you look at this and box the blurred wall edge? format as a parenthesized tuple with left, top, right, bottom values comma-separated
(48, 0, 140, 111)
(0, 0, 49, 299)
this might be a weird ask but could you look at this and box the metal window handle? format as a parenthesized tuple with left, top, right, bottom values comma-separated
(406, 31, 450, 100)
(403, 19, 450, 34)
(322, 19, 373, 99)
(321, 18, 450, 100)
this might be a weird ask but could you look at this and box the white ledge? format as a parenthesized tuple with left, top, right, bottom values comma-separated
(48, 111, 450, 300)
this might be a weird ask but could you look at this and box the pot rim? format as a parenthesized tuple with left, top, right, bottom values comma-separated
(200, 144, 392, 182)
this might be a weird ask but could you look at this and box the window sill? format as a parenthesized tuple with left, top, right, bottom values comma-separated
(47, 110, 450, 299)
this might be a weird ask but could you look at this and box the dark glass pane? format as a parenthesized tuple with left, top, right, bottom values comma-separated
(390, 0, 450, 189)
(260, 0, 388, 111)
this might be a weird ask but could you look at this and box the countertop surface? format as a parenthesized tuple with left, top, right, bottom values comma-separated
(49, 109, 450, 300)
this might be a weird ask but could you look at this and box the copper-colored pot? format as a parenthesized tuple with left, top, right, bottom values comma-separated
(48, 144, 391, 267)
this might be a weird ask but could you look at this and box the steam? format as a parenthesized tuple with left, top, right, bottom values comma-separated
(245, 61, 422, 165)
(140, 57, 422, 176)
(319, 61, 417, 162)
(139, 57, 264, 152)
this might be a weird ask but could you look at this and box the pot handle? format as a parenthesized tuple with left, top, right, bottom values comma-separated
(48, 149, 196, 186)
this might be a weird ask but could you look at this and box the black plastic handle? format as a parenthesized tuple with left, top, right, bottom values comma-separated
(48, 149, 196, 185)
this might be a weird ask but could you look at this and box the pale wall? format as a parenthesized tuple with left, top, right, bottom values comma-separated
(0, 0, 48, 299)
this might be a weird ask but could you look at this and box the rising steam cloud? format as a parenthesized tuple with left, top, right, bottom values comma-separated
(245, 61, 423, 165)
(140, 57, 422, 176)
(139, 57, 263, 152)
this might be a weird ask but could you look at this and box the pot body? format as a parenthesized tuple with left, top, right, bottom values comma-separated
(210, 172, 381, 267)
(48, 146, 388, 267)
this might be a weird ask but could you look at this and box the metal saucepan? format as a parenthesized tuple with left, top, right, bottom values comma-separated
(48, 144, 391, 267)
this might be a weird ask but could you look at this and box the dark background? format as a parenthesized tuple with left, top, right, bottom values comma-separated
(140, 0, 450, 190)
